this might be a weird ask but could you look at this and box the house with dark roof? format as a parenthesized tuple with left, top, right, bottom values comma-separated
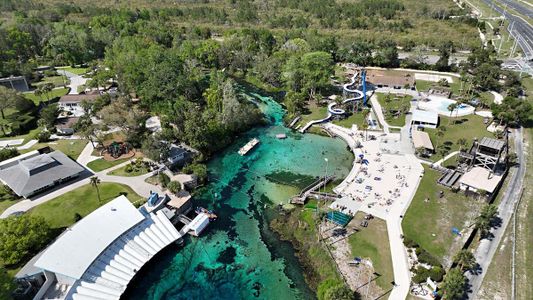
(0, 150, 85, 198)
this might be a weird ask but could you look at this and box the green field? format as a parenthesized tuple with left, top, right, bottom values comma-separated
(348, 213, 394, 290)
(0, 128, 40, 143)
(416, 79, 462, 96)
(297, 104, 329, 128)
(56, 66, 89, 75)
(29, 182, 143, 229)
(108, 163, 150, 177)
(33, 75, 68, 88)
(87, 158, 131, 172)
(20, 139, 88, 160)
(426, 114, 489, 160)
(332, 111, 366, 129)
(23, 88, 69, 104)
(402, 166, 481, 263)
(0, 198, 21, 215)
(376, 93, 413, 127)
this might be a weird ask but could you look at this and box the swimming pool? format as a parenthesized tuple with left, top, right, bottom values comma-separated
(418, 95, 475, 116)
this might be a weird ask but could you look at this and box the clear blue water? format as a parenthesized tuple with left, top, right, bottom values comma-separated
(435, 98, 472, 114)
(123, 92, 354, 300)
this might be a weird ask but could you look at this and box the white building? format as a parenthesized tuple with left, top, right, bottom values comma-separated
(15, 196, 183, 300)
(58, 92, 101, 117)
(410, 109, 439, 129)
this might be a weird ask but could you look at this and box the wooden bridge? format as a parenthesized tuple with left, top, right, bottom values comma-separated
(290, 175, 336, 204)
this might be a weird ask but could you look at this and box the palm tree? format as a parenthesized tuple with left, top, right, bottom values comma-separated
(90, 176, 102, 203)
(453, 249, 476, 272)
(447, 103, 458, 125)
(435, 125, 446, 148)
(457, 138, 467, 151)
(475, 204, 498, 238)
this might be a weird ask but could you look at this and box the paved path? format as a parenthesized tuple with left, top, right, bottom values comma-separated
(369, 94, 391, 134)
(57, 69, 88, 95)
(325, 123, 423, 300)
(467, 128, 526, 298)
(433, 151, 460, 167)
(76, 142, 100, 166)
(16, 140, 38, 150)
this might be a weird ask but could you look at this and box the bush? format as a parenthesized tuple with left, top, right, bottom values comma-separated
(37, 130, 51, 142)
(167, 181, 181, 194)
(182, 163, 207, 183)
(403, 237, 419, 248)
(125, 165, 133, 173)
(158, 172, 170, 188)
(0, 148, 19, 162)
(413, 266, 445, 283)
(417, 249, 441, 267)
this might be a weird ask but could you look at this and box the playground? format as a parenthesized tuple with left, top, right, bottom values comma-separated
(101, 141, 135, 161)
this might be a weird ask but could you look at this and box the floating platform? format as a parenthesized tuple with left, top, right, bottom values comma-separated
(238, 138, 260, 156)
(276, 133, 287, 139)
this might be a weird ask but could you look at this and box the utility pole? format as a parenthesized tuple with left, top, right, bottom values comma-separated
(508, 21, 515, 43)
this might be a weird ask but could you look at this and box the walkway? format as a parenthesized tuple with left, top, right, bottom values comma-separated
(433, 151, 460, 167)
(325, 123, 424, 300)
(57, 69, 88, 95)
(76, 142, 101, 166)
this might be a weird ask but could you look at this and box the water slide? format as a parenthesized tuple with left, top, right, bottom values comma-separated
(299, 71, 368, 133)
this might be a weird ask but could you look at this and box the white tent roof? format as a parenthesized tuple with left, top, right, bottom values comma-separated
(412, 130, 434, 150)
(459, 167, 503, 193)
(35, 196, 144, 279)
(412, 109, 438, 125)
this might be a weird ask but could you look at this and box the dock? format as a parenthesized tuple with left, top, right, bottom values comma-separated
(238, 138, 260, 156)
(291, 175, 336, 204)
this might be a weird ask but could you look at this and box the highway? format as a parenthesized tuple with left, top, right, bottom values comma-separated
(496, 0, 533, 18)
(481, 0, 533, 59)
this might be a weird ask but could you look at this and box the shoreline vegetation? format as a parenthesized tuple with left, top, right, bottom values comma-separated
(266, 171, 352, 299)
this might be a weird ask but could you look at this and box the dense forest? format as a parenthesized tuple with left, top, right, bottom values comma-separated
(0, 0, 487, 155)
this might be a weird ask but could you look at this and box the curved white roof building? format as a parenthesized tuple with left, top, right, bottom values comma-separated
(18, 195, 182, 300)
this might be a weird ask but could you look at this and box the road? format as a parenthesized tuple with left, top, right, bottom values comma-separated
(466, 127, 526, 298)
(481, 0, 533, 59)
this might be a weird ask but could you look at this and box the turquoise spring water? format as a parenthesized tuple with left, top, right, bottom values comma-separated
(123, 93, 354, 299)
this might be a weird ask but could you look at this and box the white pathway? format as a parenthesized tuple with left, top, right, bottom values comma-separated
(57, 69, 88, 94)
(325, 123, 424, 300)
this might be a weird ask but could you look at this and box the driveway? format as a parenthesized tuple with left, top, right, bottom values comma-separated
(57, 69, 88, 95)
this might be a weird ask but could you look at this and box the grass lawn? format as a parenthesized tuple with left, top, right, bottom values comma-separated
(298, 103, 328, 127)
(0, 128, 40, 143)
(20, 139, 88, 160)
(0, 198, 21, 215)
(348, 213, 394, 290)
(426, 114, 489, 161)
(23, 88, 69, 104)
(87, 157, 131, 172)
(33, 75, 68, 88)
(29, 182, 144, 229)
(108, 163, 150, 177)
(402, 166, 482, 263)
(376, 93, 412, 127)
(332, 112, 366, 129)
(416, 80, 462, 96)
(56, 66, 89, 75)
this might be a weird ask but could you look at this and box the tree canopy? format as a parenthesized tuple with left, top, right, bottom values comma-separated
(0, 215, 53, 266)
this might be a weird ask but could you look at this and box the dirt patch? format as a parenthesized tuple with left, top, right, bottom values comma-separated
(319, 221, 385, 299)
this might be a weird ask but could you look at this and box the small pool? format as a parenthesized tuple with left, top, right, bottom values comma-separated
(419, 95, 475, 116)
